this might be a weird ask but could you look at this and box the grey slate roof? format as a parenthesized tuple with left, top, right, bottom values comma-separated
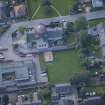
(0, 61, 30, 81)
(0, 60, 36, 91)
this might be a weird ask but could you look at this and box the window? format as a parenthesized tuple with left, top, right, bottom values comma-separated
(2, 72, 16, 81)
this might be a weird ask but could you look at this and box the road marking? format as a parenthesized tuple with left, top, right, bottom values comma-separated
(51, 5, 62, 16)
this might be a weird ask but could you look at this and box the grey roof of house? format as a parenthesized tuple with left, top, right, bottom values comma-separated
(84, 96, 102, 105)
(52, 83, 73, 95)
(0, 61, 30, 81)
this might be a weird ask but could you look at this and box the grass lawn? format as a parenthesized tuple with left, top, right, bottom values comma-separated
(40, 50, 82, 84)
(34, 6, 58, 19)
(89, 18, 105, 26)
(86, 86, 105, 96)
(51, 0, 75, 16)
(95, 86, 105, 96)
(26, 0, 39, 17)
(26, 0, 75, 19)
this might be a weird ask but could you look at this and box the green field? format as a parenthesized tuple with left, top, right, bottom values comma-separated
(40, 50, 82, 84)
(26, 0, 75, 19)
(84, 86, 105, 96)
(89, 18, 105, 26)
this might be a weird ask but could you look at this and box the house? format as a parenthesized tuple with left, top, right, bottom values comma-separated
(92, 0, 103, 8)
(0, 60, 37, 93)
(47, 27, 64, 46)
(26, 24, 64, 50)
(52, 83, 73, 96)
(14, 4, 26, 18)
(83, 96, 102, 105)
(27, 24, 64, 47)
(12, 24, 65, 54)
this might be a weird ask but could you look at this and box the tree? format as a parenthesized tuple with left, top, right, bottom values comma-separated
(39, 87, 51, 105)
(80, 30, 92, 49)
(64, 22, 74, 42)
(40, 88, 51, 100)
(12, 31, 17, 38)
(0, 97, 1, 104)
(102, 94, 105, 105)
(79, 30, 92, 56)
(74, 16, 88, 31)
(18, 26, 26, 34)
(66, 22, 74, 33)
(71, 71, 91, 86)
(2, 95, 9, 105)
(0, 27, 5, 33)
(41, 0, 53, 16)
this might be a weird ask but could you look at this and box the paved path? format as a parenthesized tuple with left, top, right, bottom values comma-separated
(32, 55, 48, 83)
(32, 55, 42, 82)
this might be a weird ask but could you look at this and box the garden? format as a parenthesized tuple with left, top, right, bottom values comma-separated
(40, 50, 83, 84)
